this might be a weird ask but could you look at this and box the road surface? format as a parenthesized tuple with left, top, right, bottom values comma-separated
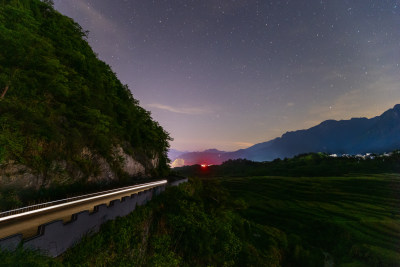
(0, 180, 167, 239)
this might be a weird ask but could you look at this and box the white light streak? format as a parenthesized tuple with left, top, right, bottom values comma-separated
(0, 180, 167, 223)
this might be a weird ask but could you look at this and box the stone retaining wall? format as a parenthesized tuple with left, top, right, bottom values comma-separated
(0, 180, 184, 257)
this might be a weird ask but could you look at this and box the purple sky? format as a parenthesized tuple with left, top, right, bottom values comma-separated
(54, 0, 400, 151)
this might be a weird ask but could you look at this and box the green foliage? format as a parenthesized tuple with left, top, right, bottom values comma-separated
(350, 243, 400, 267)
(0, 0, 171, 186)
(60, 179, 246, 266)
(222, 174, 400, 266)
(0, 247, 61, 267)
(0, 189, 22, 210)
(56, 179, 308, 266)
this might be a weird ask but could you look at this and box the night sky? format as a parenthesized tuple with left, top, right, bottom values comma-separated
(53, 0, 400, 152)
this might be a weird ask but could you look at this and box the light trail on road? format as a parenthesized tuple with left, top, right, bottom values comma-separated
(0, 180, 167, 239)
(0, 180, 162, 218)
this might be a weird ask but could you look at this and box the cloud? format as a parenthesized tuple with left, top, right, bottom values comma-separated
(170, 158, 185, 168)
(147, 103, 212, 115)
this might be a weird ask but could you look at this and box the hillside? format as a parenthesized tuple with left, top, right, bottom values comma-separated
(172, 104, 400, 165)
(0, 0, 171, 193)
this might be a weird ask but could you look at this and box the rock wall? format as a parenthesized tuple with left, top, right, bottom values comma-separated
(0, 146, 158, 189)
(113, 146, 146, 177)
(0, 161, 38, 189)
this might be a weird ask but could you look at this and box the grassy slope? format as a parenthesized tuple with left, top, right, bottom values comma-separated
(221, 174, 400, 266)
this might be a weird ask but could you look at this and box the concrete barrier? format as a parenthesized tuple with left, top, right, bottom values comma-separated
(0, 234, 22, 251)
(0, 179, 187, 257)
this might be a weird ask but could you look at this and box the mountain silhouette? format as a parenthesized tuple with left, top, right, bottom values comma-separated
(172, 104, 400, 165)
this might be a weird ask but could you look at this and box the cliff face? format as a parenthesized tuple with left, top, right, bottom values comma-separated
(0, 0, 171, 190)
(0, 146, 160, 190)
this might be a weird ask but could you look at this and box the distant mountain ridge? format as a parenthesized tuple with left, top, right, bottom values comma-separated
(171, 104, 400, 166)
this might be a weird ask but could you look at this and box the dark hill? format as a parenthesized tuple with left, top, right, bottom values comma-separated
(0, 0, 171, 190)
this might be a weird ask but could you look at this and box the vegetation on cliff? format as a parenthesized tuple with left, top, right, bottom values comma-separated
(0, 0, 171, 192)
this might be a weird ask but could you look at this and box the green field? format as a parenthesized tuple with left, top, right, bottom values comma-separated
(220, 174, 400, 266)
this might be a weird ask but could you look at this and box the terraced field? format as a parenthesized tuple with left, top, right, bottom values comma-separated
(221, 174, 400, 266)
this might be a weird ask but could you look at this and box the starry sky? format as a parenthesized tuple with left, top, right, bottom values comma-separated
(53, 0, 400, 152)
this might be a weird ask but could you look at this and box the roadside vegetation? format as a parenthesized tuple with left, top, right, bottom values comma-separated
(1, 174, 399, 266)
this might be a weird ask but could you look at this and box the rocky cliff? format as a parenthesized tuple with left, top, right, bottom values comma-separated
(0, 0, 171, 191)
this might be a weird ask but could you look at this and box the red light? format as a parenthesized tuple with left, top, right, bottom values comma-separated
(201, 164, 207, 168)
